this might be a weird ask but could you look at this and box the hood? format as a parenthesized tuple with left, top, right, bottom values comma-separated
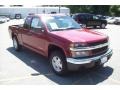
(50, 29, 107, 43)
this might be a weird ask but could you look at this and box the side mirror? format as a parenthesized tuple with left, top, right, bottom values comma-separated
(34, 27, 45, 33)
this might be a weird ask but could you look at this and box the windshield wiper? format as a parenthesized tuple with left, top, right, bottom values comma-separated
(52, 27, 80, 31)
(52, 28, 66, 31)
(66, 27, 80, 29)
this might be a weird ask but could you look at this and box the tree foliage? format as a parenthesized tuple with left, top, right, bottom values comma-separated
(110, 5, 120, 16)
(65, 5, 120, 16)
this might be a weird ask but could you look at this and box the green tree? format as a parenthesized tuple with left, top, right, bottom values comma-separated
(66, 5, 92, 14)
(66, 5, 110, 15)
(110, 5, 120, 16)
(91, 5, 110, 15)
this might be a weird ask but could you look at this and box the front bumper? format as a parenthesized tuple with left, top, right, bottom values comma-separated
(67, 49, 113, 71)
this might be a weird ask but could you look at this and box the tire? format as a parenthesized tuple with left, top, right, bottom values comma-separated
(13, 37, 21, 51)
(50, 50, 68, 75)
(100, 23, 106, 29)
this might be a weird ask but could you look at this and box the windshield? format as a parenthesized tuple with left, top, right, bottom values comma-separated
(42, 16, 81, 31)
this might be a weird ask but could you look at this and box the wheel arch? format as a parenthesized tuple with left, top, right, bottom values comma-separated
(48, 44, 66, 58)
(12, 33, 17, 39)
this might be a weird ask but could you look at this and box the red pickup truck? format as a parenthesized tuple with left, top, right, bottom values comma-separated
(9, 14, 112, 75)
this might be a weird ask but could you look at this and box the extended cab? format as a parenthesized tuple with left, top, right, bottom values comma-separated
(9, 14, 112, 75)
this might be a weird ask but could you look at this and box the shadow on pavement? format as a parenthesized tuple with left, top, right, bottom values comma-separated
(7, 47, 113, 85)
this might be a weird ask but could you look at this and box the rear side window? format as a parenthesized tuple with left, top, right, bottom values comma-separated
(24, 16, 32, 29)
(86, 14, 93, 20)
(79, 15, 85, 20)
(93, 15, 99, 19)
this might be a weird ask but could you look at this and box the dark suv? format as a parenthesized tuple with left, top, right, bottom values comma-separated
(72, 13, 107, 29)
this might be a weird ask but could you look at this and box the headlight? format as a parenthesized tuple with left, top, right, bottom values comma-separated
(71, 51, 91, 58)
(70, 43, 89, 58)
(70, 43, 86, 48)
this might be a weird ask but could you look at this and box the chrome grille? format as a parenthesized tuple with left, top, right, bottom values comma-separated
(87, 39, 108, 46)
(91, 46, 108, 56)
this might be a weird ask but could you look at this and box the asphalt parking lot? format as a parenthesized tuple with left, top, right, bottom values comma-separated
(0, 20, 120, 85)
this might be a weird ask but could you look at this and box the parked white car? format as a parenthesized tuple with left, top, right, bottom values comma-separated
(0, 16, 10, 23)
(114, 17, 120, 25)
(106, 17, 116, 24)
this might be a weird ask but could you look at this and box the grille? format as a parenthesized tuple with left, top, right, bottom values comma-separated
(91, 46, 108, 56)
(87, 39, 108, 46)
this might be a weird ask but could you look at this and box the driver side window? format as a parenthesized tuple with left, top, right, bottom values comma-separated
(31, 17, 43, 30)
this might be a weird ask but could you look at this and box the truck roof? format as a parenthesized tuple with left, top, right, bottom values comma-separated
(29, 14, 67, 17)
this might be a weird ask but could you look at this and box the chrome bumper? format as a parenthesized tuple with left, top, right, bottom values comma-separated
(67, 49, 113, 65)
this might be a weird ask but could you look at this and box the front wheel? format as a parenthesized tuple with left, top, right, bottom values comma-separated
(50, 51, 68, 75)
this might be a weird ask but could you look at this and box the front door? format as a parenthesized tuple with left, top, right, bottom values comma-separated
(28, 17, 47, 55)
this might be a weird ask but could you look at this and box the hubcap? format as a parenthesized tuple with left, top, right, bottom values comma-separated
(101, 24, 105, 28)
(52, 56, 63, 72)
(13, 38, 18, 49)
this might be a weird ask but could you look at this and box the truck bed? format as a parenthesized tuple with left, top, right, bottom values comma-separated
(8, 24, 23, 39)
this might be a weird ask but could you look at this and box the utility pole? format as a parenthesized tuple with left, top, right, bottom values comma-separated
(59, 5, 61, 13)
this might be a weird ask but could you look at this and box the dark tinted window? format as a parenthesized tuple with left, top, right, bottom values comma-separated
(79, 14, 86, 19)
(93, 15, 99, 19)
(24, 16, 32, 29)
(86, 14, 93, 19)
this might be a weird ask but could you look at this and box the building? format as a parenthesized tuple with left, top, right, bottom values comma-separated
(0, 6, 70, 19)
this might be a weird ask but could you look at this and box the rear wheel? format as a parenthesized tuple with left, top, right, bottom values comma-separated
(100, 23, 106, 29)
(50, 50, 68, 75)
(13, 37, 21, 51)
